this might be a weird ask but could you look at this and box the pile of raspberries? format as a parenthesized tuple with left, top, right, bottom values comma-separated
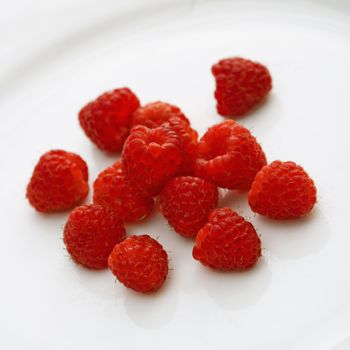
(26, 57, 317, 294)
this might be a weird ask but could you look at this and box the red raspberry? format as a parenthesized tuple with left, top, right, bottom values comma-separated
(248, 161, 317, 219)
(131, 102, 198, 174)
(160, 176, 218, 238)
(26, 150, 89, 213)
(195, 120, 267, 190)
(51, 150, 88, 181)
(193, 207, 261, 270)
(79, 88, 140, 152)
(93, 161, 154, 222)
(212, 57, 272, 117)
(64, 204, 125, 269)
(108, 235, 168, 293)
(122, 125, 183, 197)
(165, 117, 198, 175)
(131, 101, 190, 129)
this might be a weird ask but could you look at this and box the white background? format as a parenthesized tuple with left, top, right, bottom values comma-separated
(1, 1, 350, 349)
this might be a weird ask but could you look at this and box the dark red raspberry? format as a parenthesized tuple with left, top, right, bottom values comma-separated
(108, 235, 168, 293)
(248, 161, 317, 219)
(26, 150, 89, 213)
(193, 207, 261, 270)
(122, 125, 183, 197)
(195, 120, 267, 190)
(160, 176, 218, 238)
(93, 161, 154, 222)
(79, 87, 140, 152)
(131, 101, 190, 129)
(64, 204, 125, 269)
(212, 57, 272, 117)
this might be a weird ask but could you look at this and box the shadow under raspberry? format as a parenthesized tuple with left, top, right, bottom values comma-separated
(254, 207, 330, 260)
(191, 257, 271, 310)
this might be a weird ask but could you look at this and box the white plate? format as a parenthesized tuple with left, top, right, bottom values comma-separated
(1, 0, 350, 349)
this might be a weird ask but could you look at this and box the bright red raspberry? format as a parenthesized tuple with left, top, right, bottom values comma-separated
(248, 161, 317, 219)
(93, 161, 154, 222)
(212, 57, 272, 117)
(160, 176, 218, 238)
(131, 102, 198, 175)
(165, 117, 198, 175)
(79, 87, 140, 152)
(193, 207, 261, 270)
(122, 125, 183, 196)
(26, 150, 89, 213)
(108, 235, 168, 293)
(195, 120, 267, 190)
(131, 101, 190, 129)
(51, 150, 88, 181)
(64, 204, 125, 269)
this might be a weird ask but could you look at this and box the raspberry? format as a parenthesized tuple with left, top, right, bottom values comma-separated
(64, 204, 125, 269)
(248, 161, 317, 219)
(79, 88, 140, 152)
(193, 207, 261, 270)
(160, 176, 218, 238)
(212, 57, 272, 117)
(131, 101, 190, 129)
(165, 117, 198, 175)
(93, 161, 154, 222)
(51, 150, 88, 181)
(131, 102, 198, 174)
(108, 235, 168, 293)
(26, 150, 89, 213)
(195, 120, 267, 190)
(122, 125, 183, 196)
